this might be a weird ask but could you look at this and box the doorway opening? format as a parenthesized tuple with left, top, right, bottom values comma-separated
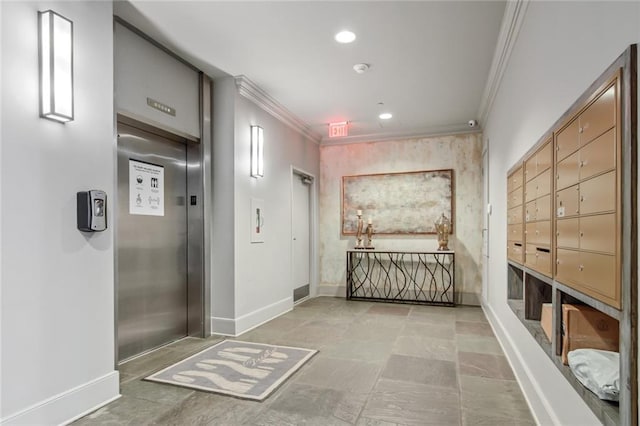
(291, 169, 315, 303)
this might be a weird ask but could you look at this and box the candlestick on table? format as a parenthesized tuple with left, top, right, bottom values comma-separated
(355, 212, 364, 249)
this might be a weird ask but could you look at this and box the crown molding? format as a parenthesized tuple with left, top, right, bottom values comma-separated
(477, 0, 530, 127)
(234, 75, 322, 144)
(319, 124, 482, 146)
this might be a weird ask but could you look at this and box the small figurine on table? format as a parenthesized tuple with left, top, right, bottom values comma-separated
(435, 213, 451, 251)
(365, 217, 375, 249)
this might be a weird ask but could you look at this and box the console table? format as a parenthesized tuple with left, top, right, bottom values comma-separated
(346, 250, 455, 306)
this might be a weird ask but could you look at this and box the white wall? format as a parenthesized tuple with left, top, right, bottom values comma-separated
(0, 2, 119, 424)
(483, 1, 640, 424)
(211, 77, 320, 335)
(319, 133, 484, 305)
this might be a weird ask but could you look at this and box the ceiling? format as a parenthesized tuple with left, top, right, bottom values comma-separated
(114, 1, 507, 143)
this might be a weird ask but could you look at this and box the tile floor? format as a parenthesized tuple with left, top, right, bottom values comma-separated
(74, 297, 535, 425)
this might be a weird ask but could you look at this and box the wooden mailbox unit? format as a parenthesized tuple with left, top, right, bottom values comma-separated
(506, 45, 637, 425)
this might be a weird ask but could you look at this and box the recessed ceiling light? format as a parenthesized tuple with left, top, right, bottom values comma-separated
(379, 113, 393, 120)
(335, 30, 356, 44)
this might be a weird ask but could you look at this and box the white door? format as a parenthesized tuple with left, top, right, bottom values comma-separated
(292, 173, 311, 302)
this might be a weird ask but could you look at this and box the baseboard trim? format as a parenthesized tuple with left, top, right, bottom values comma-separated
(210, 316, 236, 336)
(481, 300, 557, 426)
(317, 284, 345, 297)
(1, 371, 120, 426)
(211, 297, 293, 336)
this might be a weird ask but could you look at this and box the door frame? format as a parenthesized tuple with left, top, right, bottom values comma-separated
(482, 139, 490, 304)
(290, 166, 318, 302)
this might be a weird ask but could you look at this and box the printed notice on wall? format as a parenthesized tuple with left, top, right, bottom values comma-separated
(129, 159, 164, 216)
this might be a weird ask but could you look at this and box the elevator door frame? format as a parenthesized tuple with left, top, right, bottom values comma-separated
(114, 113, 207, 364)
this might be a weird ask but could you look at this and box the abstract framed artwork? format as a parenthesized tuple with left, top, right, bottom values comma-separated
(342, 169, 454, 235)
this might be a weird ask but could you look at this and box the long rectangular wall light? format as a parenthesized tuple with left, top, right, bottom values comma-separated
(251, 125, 264, 178)
(39, 10, 74, 123)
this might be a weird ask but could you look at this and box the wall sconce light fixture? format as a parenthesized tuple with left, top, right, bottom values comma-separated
(39, 10, 74, 123)
(251, 125, 264, 178)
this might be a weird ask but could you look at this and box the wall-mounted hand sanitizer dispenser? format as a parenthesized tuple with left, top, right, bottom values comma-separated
(77, 190, 107, 232)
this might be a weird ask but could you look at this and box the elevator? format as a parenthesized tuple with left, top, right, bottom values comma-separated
(116, 121, 185, 361)
(115, 118, 208, 363)
(114, 20, 210, 362)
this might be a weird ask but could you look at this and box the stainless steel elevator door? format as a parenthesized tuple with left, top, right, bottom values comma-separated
(117, 122, 188, 362)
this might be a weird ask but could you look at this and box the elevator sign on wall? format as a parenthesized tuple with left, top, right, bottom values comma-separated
(129, 159, 164, 216)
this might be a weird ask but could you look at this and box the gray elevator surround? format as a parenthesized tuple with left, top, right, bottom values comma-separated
(117, 121, 188, 362)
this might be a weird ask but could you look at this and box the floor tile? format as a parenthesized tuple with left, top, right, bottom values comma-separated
(409, 305, 457, 317)
(280, 324, 347, 348)
(401, 322, 456, 341)
(454, 307, 488, 323)
(304, 316, 357, 328)
(251, 316, 304, 334)
(392, 335, 456, 361)
(72, 395, 173, 425)
(294, 356, 381, 394)
(456, 334, 503, 355)
(121, 379, 194, 405)
(323, 337, 393, 362)
(345, 320, 403, 342)
(356, 417, 404, 426)
(458, 352, 515, 380)
(262, 383, 355, 425)
(153, 390, 263, 425)
(455, 320, 494, 337)
(461, 411, 536, 426)
(280, 307, 324, 321)
(251, 408, 352, 426)
(459, 375, 534, 423)
(406, 309, 456, 326)
(381, 354, 458, 388)
(334, 392, 369, 424)
(361, 378, 461, 426)
(366, 304, 411, 316)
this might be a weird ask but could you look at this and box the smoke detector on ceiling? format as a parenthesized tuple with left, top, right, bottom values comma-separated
(353, 63, 370, 74)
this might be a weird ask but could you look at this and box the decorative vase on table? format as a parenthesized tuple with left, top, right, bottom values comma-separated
(365, 221, 375, 249)
(435, 213, 451, 251)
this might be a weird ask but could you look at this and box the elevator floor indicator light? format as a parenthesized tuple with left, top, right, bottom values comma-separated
(147, 97, 176, 117)
(329, 122, 348, 138)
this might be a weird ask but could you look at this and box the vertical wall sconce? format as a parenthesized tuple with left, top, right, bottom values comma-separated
(250, 125, 264, 178)
(39, 10, 74, 123)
